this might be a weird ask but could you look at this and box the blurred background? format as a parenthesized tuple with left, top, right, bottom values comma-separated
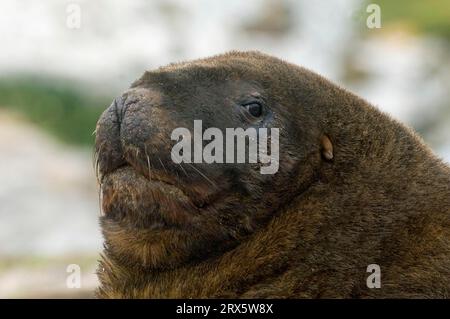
(0, 0, 449, 298)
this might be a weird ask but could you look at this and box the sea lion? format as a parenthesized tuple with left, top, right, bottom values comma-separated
(94, 51, 450, 298)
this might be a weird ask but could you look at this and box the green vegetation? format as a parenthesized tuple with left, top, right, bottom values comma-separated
(0, 78, 111, 146)
(373, 0, 450, 40)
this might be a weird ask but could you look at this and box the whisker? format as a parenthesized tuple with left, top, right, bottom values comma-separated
(98, 184, 104, 217)
(135, 147, 140, 159)
(186, 162, 218, 189)
(146, 155, 152, 178)
(158, 157, 168, 175)
(170, 148, 189, 178)
(144, 145, 153, 179)
(93, 141, 105, 218)
(178, 162, 189, 178)
(93, 141, 105, 185)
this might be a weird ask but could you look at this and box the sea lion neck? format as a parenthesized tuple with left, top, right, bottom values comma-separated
(97, 199, 306, 298)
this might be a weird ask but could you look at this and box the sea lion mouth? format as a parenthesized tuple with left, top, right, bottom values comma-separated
(100, 165, 200, 228)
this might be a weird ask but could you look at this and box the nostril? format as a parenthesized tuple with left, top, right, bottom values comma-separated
(113, 96, 124, 124)
(124, 94, 139, 106)
(114, 94, 140, 124)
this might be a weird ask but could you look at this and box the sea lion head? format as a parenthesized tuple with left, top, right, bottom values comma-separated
(95, 51, 334, 269)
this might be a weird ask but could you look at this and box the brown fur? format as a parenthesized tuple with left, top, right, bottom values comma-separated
(95, 51, 450, 298)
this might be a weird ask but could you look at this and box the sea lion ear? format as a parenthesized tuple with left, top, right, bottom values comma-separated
(320, 134, 334, 161)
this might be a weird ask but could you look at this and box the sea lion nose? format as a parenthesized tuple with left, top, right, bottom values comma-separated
(113, 96, 126, 124)
(120, 87, 167, 137)
(113, 89, 143, 124)
(96, 86, 170, 178)
(95, 95, 131, 179)
(95, 87, 160, 180)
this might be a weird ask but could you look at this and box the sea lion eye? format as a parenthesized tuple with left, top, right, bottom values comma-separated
(244, 102, 263, 117)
